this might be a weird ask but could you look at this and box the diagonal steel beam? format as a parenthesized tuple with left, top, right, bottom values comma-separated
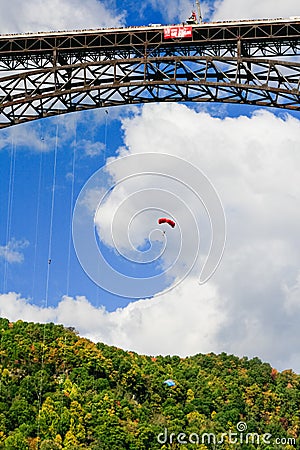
(1, 55, 300, 127)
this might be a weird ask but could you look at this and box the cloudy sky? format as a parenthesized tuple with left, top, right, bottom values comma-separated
(1, 0, 300, 373)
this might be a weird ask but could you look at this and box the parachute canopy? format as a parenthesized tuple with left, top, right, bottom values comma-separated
(163, 379, 176, 387)
(158, 218, 176, 228)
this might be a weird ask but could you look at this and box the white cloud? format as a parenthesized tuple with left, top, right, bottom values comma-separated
(2, 263, 300, 371)
(3, 100, 300, 372)
(144, 0, 194, 23)
(283, 273, 300, 314)
(77, 140, 106, 157)
(58, 102, 300, 371)
(0, 114, 78, 154)
(0, 107, 138, 156)
(95, 102, 300, 371)
(0, 125, 47, 153)
(0, 282, 226, 356)
(211, 0, 299, 21)
(0, 0, 124, 34)
(0, 238, 29, 264)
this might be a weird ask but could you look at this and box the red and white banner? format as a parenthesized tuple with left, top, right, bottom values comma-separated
(164, 26, 193, 39)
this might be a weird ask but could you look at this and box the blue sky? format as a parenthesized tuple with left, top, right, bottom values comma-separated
(0, 109, 136, 309)
(1, 0, 300, 372)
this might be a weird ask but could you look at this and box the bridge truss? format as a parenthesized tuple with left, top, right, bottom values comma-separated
(1, 19, 300, 127)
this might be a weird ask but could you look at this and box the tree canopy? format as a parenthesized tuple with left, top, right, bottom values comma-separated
(0, 318, 298, 449)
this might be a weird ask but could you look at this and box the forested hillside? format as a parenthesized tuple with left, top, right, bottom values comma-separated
(0, 318, 299, 449)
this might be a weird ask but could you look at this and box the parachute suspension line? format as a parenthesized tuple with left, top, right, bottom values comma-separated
(2, 130, 16, 292)
(31, 132, 44, 301)
(36, 121, 59, 448)
(66, 116, 77, 296)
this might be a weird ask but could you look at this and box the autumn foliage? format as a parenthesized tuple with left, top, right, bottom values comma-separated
(0, 318, 299, 449)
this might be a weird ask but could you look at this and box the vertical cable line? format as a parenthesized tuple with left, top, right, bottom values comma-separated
(31, 142, 44, 301)
(3, 130, 16, 292)
(36, 122, 59, 448)
(0, 129, 16, 418)
(104, 109, 108, 154)
(96, 110, 109, 304)
(66, 117, 77, 296)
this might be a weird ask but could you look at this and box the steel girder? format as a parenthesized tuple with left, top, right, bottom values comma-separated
(1, 21, 300, 127)
(1, 20, 300, 65)
(1, 55, 300, 127)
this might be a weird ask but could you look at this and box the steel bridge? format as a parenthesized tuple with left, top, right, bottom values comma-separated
(1, 18, 300, 127)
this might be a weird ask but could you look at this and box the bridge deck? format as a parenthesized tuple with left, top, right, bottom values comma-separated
(0, 18, 300, 56)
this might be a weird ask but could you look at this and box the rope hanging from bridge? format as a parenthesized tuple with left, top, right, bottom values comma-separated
(31, 125, 44, 302)
(2, 130, 16, 292)
(36, 120, 59, 448)
(66, 114, 77, 296)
